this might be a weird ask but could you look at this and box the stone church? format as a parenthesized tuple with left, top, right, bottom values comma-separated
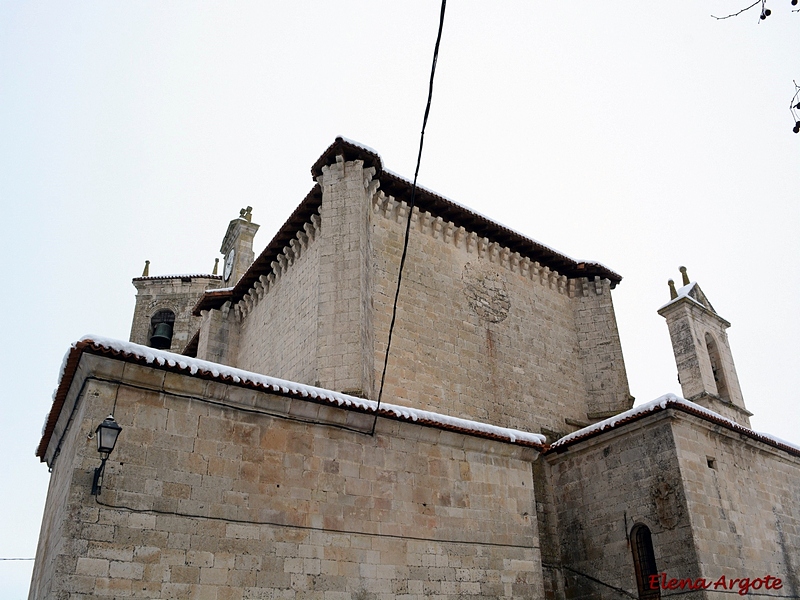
(30, 138, 800, 599)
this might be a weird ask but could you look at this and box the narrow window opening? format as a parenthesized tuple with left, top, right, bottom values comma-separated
(707, 457, 717, 469)
(631, 523, 660, 600)
(705, 333, 730, 402)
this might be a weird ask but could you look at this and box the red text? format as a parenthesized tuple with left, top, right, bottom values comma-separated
(648, 573, 783, 596)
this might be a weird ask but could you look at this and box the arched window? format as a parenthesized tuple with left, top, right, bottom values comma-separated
(631, 524, 660, 600)
(705, 333, 729, 402)
(149, 310, 175, 350)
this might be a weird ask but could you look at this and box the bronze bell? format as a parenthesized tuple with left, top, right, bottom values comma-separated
(149, 322, 173, 349)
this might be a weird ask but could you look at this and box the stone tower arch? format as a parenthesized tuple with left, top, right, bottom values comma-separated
(704, 331, 730, 403)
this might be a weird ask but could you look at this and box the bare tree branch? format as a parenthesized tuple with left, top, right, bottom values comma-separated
(711, 3, 798, 132)
(711, 0, 761, 20)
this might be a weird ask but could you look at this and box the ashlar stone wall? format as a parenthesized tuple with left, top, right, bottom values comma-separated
(672, 415, 800, 596)
(542, 409, 800, 600)
(31, 353, 544, 599)
(571, 277, 631, 421)
(200, 154, 631, 438)
(370, 189, 630, 438)
(659, 296, 750, 428)
(28, 359, 98, 600)
(131, 276, 222, 353)
(235, 214, 322, 387)
(543, 412, 700, 600)
(216, 156, 378, 397)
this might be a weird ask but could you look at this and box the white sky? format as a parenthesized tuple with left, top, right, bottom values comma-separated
(1, 2, 798, 596)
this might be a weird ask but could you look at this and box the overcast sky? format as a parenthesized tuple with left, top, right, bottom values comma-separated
(1, 2, 798, 596)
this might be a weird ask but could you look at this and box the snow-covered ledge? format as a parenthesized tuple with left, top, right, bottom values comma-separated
(38, 336, 546, 466)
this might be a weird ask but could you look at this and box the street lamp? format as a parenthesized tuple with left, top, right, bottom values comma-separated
(91, 415, 122, 496)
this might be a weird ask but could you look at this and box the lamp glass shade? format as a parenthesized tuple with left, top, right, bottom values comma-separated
(95, 415, 122, 454)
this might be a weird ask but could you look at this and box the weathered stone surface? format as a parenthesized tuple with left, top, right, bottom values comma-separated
(30, 357, 544, 599)
(658, 283, 750, 427)
(130, 276, 223, 354)
(30, 141, 800, 600)
(189, 154, 632, 438)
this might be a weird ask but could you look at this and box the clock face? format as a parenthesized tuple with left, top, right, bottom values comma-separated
(223, 249, 235, 282)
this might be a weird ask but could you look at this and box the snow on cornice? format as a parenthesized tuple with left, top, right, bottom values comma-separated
(42, 336, 545, 454)
(550, 393, 800, 455)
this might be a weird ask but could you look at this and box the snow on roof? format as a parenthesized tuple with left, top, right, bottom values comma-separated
(379, 166, 618, 277)
(551, 393, 800, 455)
(193, 137, 622, 318)
(658, 282, 704, 311)
(40, 336, 799, 461)
(44, 336, 545, 450)
(336, 135, 382, 157)
(335, 136, 556, 250)
(133, 273, 221, 281)
(381, 167, 578, 262)
(335, 137, 619, 280)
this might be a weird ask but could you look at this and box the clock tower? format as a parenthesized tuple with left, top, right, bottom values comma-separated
(220, 206, 260, 287)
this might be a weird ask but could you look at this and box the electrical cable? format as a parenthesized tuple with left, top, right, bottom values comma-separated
(93, 495, 536, 550)
(542, 563, 638, 599)
(372, 0, 447, 435)
(90, 376, 375, 435)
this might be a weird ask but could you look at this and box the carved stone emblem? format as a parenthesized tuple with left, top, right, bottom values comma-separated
(462, 262, 510, 323)
(652, 475, 683, 530)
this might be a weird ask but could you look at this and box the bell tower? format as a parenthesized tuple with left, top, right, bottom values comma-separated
(657, 267, 752, 427)
(129, 261, 223, 354)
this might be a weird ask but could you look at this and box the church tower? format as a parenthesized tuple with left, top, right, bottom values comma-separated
(128, 207, 259, 355)
(658, 266, 752, 427)
(220, 206, 260, 287)
(129, 265, 222, 354)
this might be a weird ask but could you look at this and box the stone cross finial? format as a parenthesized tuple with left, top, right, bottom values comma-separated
(668, 279, 677, 299)
(239, 206, 253, 222)
(213, 258, 219, 275)
(142, 260, 150, 277)
(679, 266, 690, 286)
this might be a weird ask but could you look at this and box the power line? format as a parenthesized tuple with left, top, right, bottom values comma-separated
(94, 496, 536, 550)
(373, 0, 447, 435)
